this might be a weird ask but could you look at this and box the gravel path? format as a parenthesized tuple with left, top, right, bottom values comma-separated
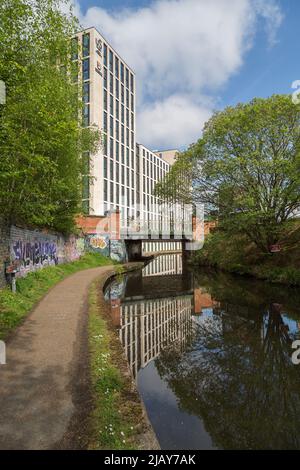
(0, 266, 114, 450)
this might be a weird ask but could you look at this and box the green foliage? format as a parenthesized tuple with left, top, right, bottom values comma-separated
(165, 95, 300, 252)
(0, 253, 112, 339)
(154, 150, 194, 205)
(0, 0, 100, 233)
(193, 229, 300, 286)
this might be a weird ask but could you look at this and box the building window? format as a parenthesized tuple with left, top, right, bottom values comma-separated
(104, 180, 108, 201)
(130, 73, 134, 92)
(116, 121, 119, 141)
(110, 138, 114, 158)
(82, 104, 89, 127)
(121, 125, 125, 144)
(126, 68, 129, 88)
(115, 57, 119, 77)
(82, 58, 90, 81)
(110, 159, 114, 180)
(116, 163, 119, 183)
(131, 131, 134, 148)
(121, 63, 124, 83)
(104, 91, 107, 110)
(104, 44, 107, 66)
(103, 112, 107, 132)
(103, 68, 107, 89)
(110, 182, 114, 202)
(115, 79, 119, 99)
(110, 116, 114, 135)
(121, 145, 125, 163)
(82, 33, 90, 58)
(131, 114, 134, 131)
(109, 50, 114, 72)
(131, 93, 134, 110)
(110, 94, 114, 116)
(71, 37, 78, 61)
(121, 104, 125, 123)
(126, 89, 129, 108)
(82, 82, 90, 103)
(110, 73, 114, 94)
(116, 144, 119, 161)
(116, 100, 119, 120)
(104, 156, 107, 178)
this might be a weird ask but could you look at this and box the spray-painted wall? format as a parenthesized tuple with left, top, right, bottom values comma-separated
(85, 234, 128, 263)
(9, 226, 85, 279)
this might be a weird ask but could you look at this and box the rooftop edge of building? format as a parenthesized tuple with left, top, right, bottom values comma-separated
(76, 26, 136, 75)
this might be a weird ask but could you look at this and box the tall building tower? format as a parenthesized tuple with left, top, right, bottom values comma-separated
(75, 27, 136, 219)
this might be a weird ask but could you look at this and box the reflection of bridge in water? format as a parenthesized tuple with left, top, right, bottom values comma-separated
(105, 253, 222, 378)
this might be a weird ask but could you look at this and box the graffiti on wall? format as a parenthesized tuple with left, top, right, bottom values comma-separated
(86, 235, 110, 257)
(11, 239, 58, 276)
(10, 227, 84, 277)
(86, 235, 128, 263)
(110, 240, 127, 263)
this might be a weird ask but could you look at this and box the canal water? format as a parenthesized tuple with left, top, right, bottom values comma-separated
(104, 254, 300, 450)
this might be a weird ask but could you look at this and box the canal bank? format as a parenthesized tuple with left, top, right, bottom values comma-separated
(191, 231, 300, 287)
(88, 266, 160, 450)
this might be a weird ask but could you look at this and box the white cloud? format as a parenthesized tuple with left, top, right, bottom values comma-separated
(75, 0, 283, 149)
(138, 94, 212, 149)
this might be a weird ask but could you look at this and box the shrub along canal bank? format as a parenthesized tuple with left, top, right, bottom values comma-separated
(88, 267, 160, 450)
(191, 231, 300, 287)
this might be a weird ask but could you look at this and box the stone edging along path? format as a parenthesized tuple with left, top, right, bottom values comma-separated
(0, 263, 159, 450)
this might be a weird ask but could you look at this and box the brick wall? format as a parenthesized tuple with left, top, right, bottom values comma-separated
(0, 224, 85, 288)
(0, 222, 10, 288)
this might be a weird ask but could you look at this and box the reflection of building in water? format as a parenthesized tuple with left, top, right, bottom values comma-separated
(142, 241, 182, 255)
(119, 295, 193, 378)
(143, 254, 182, 277)
(193, 288, 220, 316)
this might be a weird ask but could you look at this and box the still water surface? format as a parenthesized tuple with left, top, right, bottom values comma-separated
(104, 254, 300, 450)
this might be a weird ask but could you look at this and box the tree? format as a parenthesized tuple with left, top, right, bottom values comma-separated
(154, 151, 194, 206)
(157, 95, 300, 253)
(0, 0, 100, 233)
(196, 95, 300, 252)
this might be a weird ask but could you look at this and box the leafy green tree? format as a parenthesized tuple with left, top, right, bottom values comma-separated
(0, 0, 99, 233)
(155, 151, 193, 205)
(157, 95, 300, 253)
(197, 95, 300, 252)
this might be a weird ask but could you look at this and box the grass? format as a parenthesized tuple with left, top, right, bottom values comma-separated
(88, 282, 149, 450)
(0, 253, 114, 340)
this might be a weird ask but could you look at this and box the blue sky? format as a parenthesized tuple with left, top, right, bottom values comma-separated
(75, 0, 299, 150)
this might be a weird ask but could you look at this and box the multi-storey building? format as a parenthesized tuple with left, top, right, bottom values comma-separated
(75, 27, 188, 252)
(74, 27, 137, 219)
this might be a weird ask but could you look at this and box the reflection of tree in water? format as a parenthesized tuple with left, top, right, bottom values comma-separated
(156, 302, 300, 449)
